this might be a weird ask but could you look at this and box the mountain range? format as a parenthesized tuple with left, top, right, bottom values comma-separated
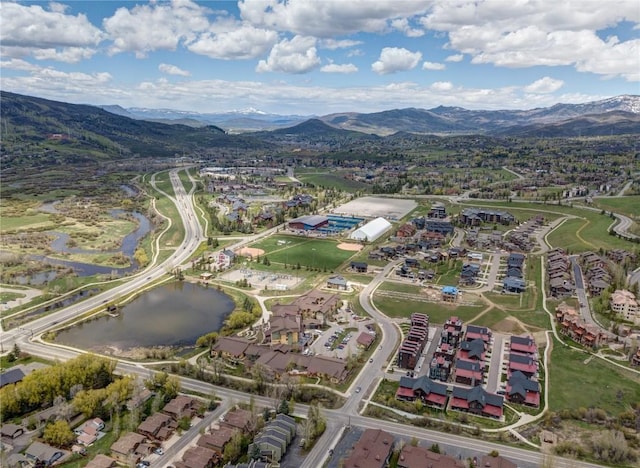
(100, 95, 640, 136)
(1, 91, 639, 167)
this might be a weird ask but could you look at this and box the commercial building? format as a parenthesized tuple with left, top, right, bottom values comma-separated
(349, 217, 392, 242)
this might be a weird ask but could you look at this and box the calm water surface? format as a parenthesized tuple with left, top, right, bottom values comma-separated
(55, 282, 235, 350)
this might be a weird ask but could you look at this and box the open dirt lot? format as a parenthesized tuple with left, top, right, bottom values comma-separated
(337, 243, 363, 251)
(332, 196, 417, 220)
(235, 247, 266, 257)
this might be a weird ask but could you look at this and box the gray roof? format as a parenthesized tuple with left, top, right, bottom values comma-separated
(0, 367, 25, 387)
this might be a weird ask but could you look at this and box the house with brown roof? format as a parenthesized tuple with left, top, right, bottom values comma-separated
(85, 454, 117, 468)
(220, 408, 254, 433)
(293, 290, 341, 322)
(175, 445, 219, 468)
(356, 332, 375, 350)
(137, 412, 175, 440)
(397, 445, 464, 468)
(110, 432, 148, 463)
(396, 223, 417, 238)
(163, 395, 200, 420)
(211, 336, 252, 361)
(197, 427, 236, 458)
(343, 429, 394, 468)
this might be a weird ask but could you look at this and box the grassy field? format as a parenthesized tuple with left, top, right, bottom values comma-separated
(549, 345, 640, 415)
(249, 235, 356, 270)
(0, 212, 54, 232)
(295, 172, 368, 192)
(592, 196, 640, 217)
(373, 293, 485, 323)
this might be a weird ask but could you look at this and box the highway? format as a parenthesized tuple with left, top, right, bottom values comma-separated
(2, 170, 608, 468)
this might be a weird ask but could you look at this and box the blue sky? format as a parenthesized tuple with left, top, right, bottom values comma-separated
(1, 0, 639, 115)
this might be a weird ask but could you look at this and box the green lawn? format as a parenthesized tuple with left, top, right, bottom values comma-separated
(250, 235, 356, 270)
(372, 292, 485, 324)
(549, 345, 640, 415)
(0, 292, 26, 302)
(296, 172, 368, 192)
(592, 196, 640, 217)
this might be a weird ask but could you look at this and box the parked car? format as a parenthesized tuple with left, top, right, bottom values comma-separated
(154, 448, 164, 455)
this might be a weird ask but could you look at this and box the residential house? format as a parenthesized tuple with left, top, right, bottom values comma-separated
(503, 277, 526, 293)
(506, 371, 540, 407)
(137, 413, 175, 441)
(220, 408, 254, 433)
(610, 289, 640, 324)
(454, 359, 484, 386)
(508, 353, 538, 378)
(397, 313, 429, 370)
(442, 316, 463, 346)
(350, 261, 368, 273)
(465, 325, 491, 343)
(460, 208, 515, 226)
(24, 442, 66, 467)
(0, 424, 25, 439)
(441, 286, 459, 303)
(397, 445, 464, 468)
(459, 339, 485, 361)
(356, 332, 375, 350)
(74, 418, 105, 446)
(213, 249, 235, 270)
(211, 336, 253, 362)
(425, 220, 454, 235)
(450, 386, 504, 419)
(175, 446, 219, 468)
(460, 263, 480, 285)
(396, 223, 417, 238)
(0, 367, 25, 388)
(395, 375, 449, 408)
(163, 395, 200, 420)
(427, 203, 447, 219)
(85, 454, 117, 468)
(556, 303, 609, 348)
(196, 428, 236, 459)
(326, 275, 348, 291)
(110, 432, 147, 463)
(343, 429, 394, 468)
(509, 335, 536, 355)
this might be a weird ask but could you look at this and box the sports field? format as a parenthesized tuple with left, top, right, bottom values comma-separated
(249, 235, 356, 270)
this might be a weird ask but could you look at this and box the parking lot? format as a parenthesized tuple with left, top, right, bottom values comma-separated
(306, 307, 376, 360)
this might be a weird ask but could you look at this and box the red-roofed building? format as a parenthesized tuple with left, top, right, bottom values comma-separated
(509, 335, 536, 355)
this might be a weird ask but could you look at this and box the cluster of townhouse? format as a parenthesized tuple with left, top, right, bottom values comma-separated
(429, 316, 463, 382)
(555, 303, 610, 348)
(459, 208, 515, 226)
(340, 428, 518, 468)
(547, 248, 575, 298)
(505, 336, 541, 407)
(247, 413, 297, 464)
(459, 262, 481, 286)
(502, 252, 526, 293)
(504, 215, 545, 252)
(466, 228, 504, 250)
(99, 395, 203, 467)
(212, 336, 350, 384)
(610, 289, 640, 325)
(397, 313, 430, 370)
(579, 251, 611, 296)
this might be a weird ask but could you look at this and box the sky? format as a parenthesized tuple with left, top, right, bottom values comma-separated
(1, 0, 639, 115)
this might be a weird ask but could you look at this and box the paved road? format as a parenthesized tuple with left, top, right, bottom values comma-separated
(570, 256, 597, 327)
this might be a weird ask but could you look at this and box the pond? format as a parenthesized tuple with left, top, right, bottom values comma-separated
(54, 282, 235, 351)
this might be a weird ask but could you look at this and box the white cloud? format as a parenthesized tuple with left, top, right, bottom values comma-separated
(422, 61, 446, 71)
(159, 63, 191, 77)
(256, 35, 320, 74)
(445, 54, 464, 62)
(0, 2, 103, 62)
(430, 81, 454, 91)
(239, 0, 431, 37)
(320, 39, 363, 50)
(103, 0, 211, 57)
(188, 25, 278, 59)
(391, 18, 424, 37)
(372, 47, 422, 75)
(321, 63, 358, 73)
(420, 0, 640, 80)
(0, 58, 41, 72)
(524, 77, 564, 94)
